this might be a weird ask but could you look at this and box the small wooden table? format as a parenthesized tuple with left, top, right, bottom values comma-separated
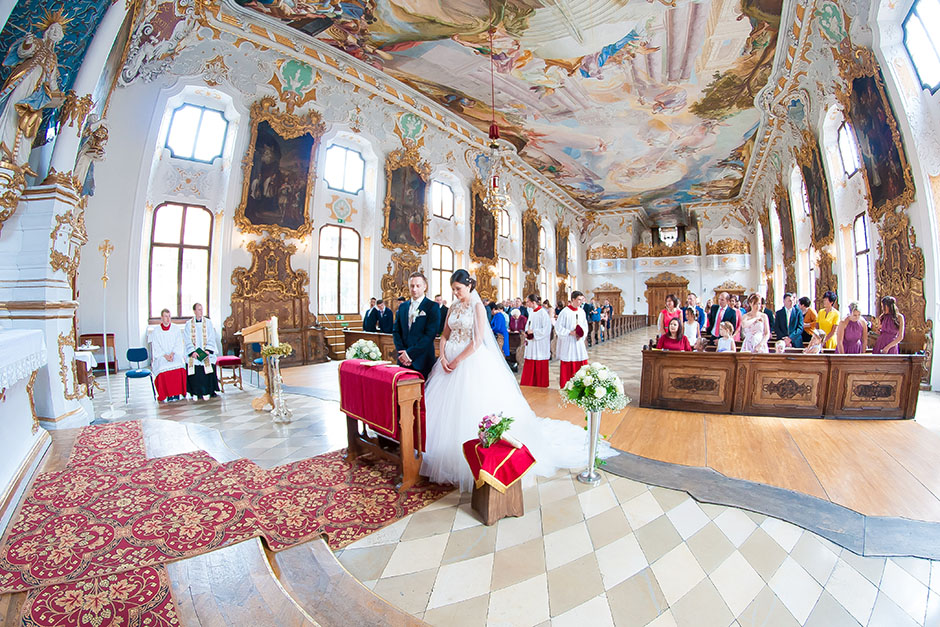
(462, 439, 536, 525)
(471, 481, 524, 526)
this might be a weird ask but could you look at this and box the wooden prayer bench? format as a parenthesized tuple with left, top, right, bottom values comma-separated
(640, 347, 923, 419)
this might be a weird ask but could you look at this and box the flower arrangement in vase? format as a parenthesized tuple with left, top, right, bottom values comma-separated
(346, 339, 382, 361)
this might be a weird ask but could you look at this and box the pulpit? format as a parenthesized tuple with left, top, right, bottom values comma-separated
(239, 319, 275, 411)
(339, 360, 426, 491)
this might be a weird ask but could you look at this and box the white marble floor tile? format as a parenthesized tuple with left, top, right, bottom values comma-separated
(709, 551, 765, 617)
(578, 483, 619, 519)
(382, 533, 449, 578)
(759, 517, 804, 553)
(665, 498, 710, 541)
(595, 533, 648, 590)
(650, 544, 706, 606)
(551, 593, 614, 627)
(495, 509, 542, 551)
(621, 491, 665, 531)
(487, 574, 550, 627)
(879, 558, 929, 624)
(544, 521, 594, 570)
(426, 553, 494, 610)
(713, 509, 758, 548)
(768, 557, 823, 624)
(825, 559, 878, 625)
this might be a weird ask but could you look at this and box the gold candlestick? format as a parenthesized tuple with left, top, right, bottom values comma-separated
(99, 239, 113, 287)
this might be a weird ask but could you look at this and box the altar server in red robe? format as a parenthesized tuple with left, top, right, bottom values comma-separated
(555, 291, 589, 388)
(520, 294, 551, 387)
(150, 308, 187, 402)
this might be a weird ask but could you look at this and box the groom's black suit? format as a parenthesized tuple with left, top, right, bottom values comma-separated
(392, 297, 441, 379)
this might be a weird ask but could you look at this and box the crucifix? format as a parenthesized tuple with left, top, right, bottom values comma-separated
(99, 239, 113, 288)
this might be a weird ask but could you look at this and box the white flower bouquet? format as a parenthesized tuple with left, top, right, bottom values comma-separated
(346, 339, 382, 361)
(560, 362, 629, 412)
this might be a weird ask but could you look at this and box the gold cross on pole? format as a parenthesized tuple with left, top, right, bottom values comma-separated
(99, 239, 113, 287)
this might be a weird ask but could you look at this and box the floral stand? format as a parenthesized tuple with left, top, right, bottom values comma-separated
(462, 439, 536, 526)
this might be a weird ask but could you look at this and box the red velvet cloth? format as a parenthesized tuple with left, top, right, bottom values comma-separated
(559, 360, 588, 388)
(520, 359, 549, 387)
(216, 356, 241, 367)
(154, 368, 186, 402)
(339, 359, 427, 452)
(462, 439, 536, 493)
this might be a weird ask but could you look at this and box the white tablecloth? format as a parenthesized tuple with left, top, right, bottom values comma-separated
(75, 351, 97, 371)
(0, 329, 47, 389)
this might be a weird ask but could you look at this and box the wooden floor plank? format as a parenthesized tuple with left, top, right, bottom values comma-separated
(704, 414, 829, 500)
(785, 420, 940, 521)
(848, 420, 940, 503)
(608, 408, 707, 467)
(522, 387, 628, 438)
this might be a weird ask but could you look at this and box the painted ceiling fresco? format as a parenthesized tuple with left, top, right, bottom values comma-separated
(235, 0, 782, 224)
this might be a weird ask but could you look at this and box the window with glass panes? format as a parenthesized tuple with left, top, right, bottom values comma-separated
(903, 0, 940, 92)
(164, 104, 228, 163)
(837, 121, 861, 178)
(499, 258, 512, 301)
(498, 209, 511, 238)
(318, 225, 360, 315)
(149, 203, 213, 320)
(431, 244, 455, 303)
(323, 145, 365, 194)
(853, 213, 873, 313)
(431, 181, 454, 220)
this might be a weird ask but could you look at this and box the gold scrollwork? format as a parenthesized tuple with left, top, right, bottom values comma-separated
(814, 250, 839, 311)
(705, 238, 750, 255)
(474, 263, 498, 303)
(59, 91, 94, 128)
(834, 47, 915, 223)
(587, 244, 629, 260)
(0, 161, 35, 235)
(632, 241, 699, 258)
(58, 328, 85, 401)
(231, 237, 308, 301)
(26, 370, 39, 434)
(381, 249, 423, 308)
(234, 97, 324, 239)
(381, 141, 432, 255)
(49, 198, 88, 278)
(40, 167, 82, 195)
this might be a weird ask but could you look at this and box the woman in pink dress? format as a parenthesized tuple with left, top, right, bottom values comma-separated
(657, 294, 682, 337)
(873, 296, 905, 354)
(836, 302, 868, 354)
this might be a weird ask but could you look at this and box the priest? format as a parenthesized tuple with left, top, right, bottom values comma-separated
(150, 308, 187, 402)
(520, 294, 551, 387)
(555, 290, 588, 388)
(184, 302, 222, 399)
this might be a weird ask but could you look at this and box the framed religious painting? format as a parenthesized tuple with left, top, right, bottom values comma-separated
(837, 49, 914, 221)
(522, 207, 540, 273)
(236, 97, 324, 239)
(796, 130, 834, 248)
(469, 179, 497, 262)
(381, 143, 431, 253)
(555, 223, 569, 277)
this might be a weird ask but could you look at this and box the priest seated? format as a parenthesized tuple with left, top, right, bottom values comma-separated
(150, 308, 187, 402)
(184, 303, 222, 400)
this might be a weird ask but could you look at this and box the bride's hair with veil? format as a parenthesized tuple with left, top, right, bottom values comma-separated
(450, 269, 477, 292)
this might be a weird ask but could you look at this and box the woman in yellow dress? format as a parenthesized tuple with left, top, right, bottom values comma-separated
(817, 291, 841, 350)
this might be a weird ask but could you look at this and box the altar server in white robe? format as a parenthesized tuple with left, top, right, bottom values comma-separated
(183, 302, 222, 399)
(520, 294, 552, 387)
(556, 290, 589, 388)
(151, 308, 187, 402)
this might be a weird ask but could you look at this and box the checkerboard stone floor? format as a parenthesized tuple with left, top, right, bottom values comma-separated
(91, 331, 940, 626)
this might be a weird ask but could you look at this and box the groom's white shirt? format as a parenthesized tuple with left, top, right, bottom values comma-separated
(524, 308, 552, 361)
(555, 306, 588, 361)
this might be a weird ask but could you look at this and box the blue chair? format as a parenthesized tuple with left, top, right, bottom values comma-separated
(125, 347, 156, 403)
(251, 342, 265, 386)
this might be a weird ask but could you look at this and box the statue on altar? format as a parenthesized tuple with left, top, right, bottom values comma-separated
(0, 9, 68, 164)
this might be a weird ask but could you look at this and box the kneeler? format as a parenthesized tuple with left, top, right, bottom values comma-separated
(463, 439, 536, 526)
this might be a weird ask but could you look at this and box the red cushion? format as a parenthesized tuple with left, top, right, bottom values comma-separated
(216, 356, 242, 366)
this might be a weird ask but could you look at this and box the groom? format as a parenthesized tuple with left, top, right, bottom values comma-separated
(392, 272, 441, 379)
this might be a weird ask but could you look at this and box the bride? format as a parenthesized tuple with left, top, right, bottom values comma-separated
(421, 269, 606, 492)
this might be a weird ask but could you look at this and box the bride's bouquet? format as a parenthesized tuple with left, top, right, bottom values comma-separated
(560, 362, 629, 412)
(478, 412, 520, 448)
(346, 339, 382, 361)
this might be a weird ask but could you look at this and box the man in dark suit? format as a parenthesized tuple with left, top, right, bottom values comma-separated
(435, 294, 448, 335)
(363, 297, 376, 322)
(364, 299, 393, 333)
(707, 292, 740, 340)
(773, 292, 804, 348)
(393, 272, 441, 379)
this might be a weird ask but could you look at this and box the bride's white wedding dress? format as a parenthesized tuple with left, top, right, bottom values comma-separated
(421, 292, 607, 492)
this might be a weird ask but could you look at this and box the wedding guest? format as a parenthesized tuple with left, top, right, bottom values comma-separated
(837, 302, 868, 354)
(150, 308, 187, 402)
(363, 297, 377, 321)
(657, 294, 682, 337)
(184, 303, 221, 400)
(799, 296, 818, 343)
(435, 294, 448, 335)
(656, 318, 692, 351)
(509, 307, 527, 332)
(762, 297, 775, 330)
(364, 299, 393, 333)
(520, 294, 551, 387)
(803, 329, 827, 354)
(773, 293, 804, 348)
(774, 340, 787, 353)
(683, 306, 701, 347)
(707, 292, 740, 341)
(490, 302, 510, 357)
(602, 299, 614, 336)
(556, 291, 588, 388)
(544, 300, 555, 320)
(685, 293, 706, 330)
(392, 272, 441, 379)
(555, 301, 565, 317)
(817, 291, 840, 350)
(873, 296, 905, 354)
(716, 321, 736, 352)
(584, 297, 599, 346)
(741, 293, 770, 353)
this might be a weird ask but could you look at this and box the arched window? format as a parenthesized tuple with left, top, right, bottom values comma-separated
(149, 203, 213, 320)
(539, 226, 546, 250)
(318, 225, 360, 315)
(837, 121, 861, 178)
(903, 0, 940, 92)
(165, 104, 228, 163)
(499, 258, 512, 301)
(498, 209, 511, 238)
(854, 213, 873, 313)
(539, 268, 548, 301)
(431, 180, 454, 220)
(431, 244, 455, 304)
(323, 144, 365, 194)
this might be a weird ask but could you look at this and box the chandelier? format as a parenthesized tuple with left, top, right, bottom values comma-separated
(482, 27, 510, 217)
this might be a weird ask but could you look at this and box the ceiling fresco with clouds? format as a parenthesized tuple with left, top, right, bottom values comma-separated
(235, 0, 781, 224)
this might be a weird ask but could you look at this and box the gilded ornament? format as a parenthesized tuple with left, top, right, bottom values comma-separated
(381, 249, 422, 306)
(58, 328, 85, 401)
(0, 161, 34, 236)
(40, 167, 81, 195)
(59, 91, 94, 128)
(268, 58, 317, 113)
(231, 237, 308, 301)
(813, 250, 838, 311)
(795, 129, 834, 249)
(381, 142, 432, 255)
(49, 198, 88, 279)
(587, 244, 629, 260)
(705, 238, 750, 255)
(474, 263, 498, 303)
(632, 241, 699, 258)
(26, 369, 39, 433)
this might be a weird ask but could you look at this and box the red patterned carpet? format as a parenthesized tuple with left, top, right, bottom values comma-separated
(1, 421, 452, 614)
